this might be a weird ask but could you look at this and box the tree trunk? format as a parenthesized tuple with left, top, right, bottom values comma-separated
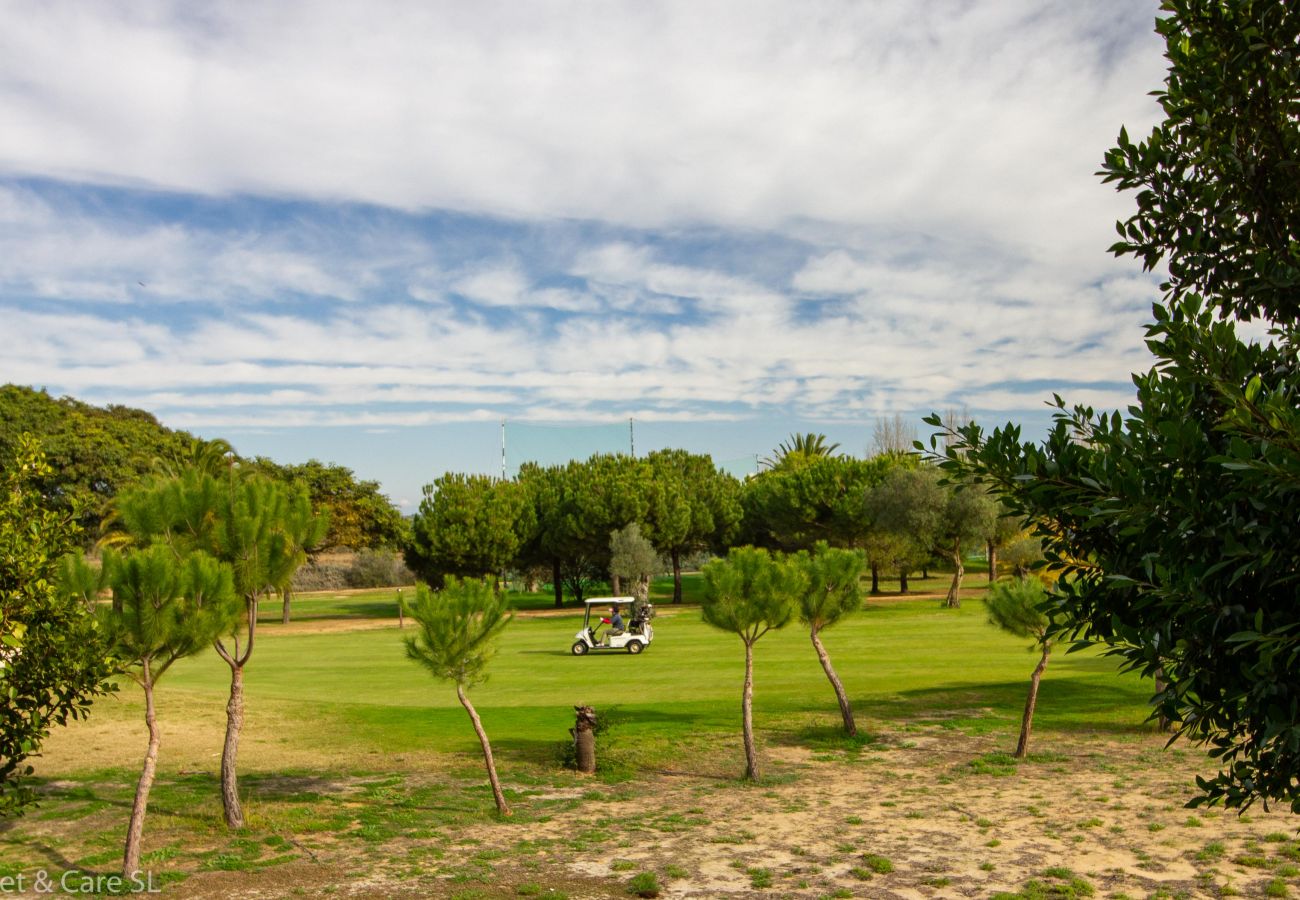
(1015, 642, 1052, 758)
(281, 588, 292, 625)
(671, 549, 683, 604)
(457, 683, 510, 815)
(221, 663, 245, 828)
(899, 569, 908, 593)
(123, 669, 160, 878)
(945, 541, 963, 607)
(552, 559, 563, 608)
(870, 565, 880, 595)
(1155, 672, 1172, 732)
(987, 540, 997, 582)
(572, 705, 597, 774)
(611, 574, 621, 595)
(742, 640, 758, 780)
(810, 625, 856, 737)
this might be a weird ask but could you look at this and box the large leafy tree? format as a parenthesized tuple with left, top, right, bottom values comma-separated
(932, 0, 1300, 811)
(741, 454, 895, 552)
(0, 435, 114, 815)
(0, 385, 200, 538)
(406, 473, 533, 587)
(864, 465, 944, 593)
(404, 578, 513, 815)
(95, 547, 240, 878)
(250, 458, 407, 550)
(794, 543, 865, 737)
(701, 547, 806, 780)
(643, 450, 742, 603)
(515, 455, 650, 605)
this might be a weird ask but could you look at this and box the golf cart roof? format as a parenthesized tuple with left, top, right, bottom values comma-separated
(583, 596, 638, 606)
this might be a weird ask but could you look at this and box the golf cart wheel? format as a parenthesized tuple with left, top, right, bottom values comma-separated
(626, 640, 644, 655)
(571, 642, 589, 656)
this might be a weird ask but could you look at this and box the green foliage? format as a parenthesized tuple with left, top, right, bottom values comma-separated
(985, 578, 1051, 644)
(99, 546, 241, 681)
(404, 578, 513, 688)
(642, 449, 742, 558)
(701, 547, 805, 644)
(759, 432, 841, 470)
(742, 454, 900, 551)
(0, 385, 203, 539)
(608, 523, 656, 587)
(407, 472, 534, 585)
(931, 0, 1300, 812)
(250, 458, 407, 550)
(626, 871, 661, 898)
(794, 542, 864, 631)
(0, 435, 114, 815)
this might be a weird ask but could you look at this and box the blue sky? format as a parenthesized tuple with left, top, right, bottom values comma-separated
(0, 1, 1169, 510)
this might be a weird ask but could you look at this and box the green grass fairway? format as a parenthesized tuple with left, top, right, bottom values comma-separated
(154, 594, 1150, 767)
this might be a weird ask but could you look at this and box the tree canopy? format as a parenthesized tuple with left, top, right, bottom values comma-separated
(0, 435, 114, 815)
(932, 0, 1300, 812)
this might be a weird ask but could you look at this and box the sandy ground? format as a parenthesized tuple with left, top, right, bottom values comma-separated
(142, 727, 1299, 899)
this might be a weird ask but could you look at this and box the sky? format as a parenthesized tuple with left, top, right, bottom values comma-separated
(0, 0, 1170, 510)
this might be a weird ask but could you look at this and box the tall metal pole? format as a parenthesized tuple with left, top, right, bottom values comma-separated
(629, 417, 635, 457)
(501, 419, 507, 480)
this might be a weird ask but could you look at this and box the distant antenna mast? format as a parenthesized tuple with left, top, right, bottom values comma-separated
(501, 419, 507, 479)
(629, 417, 635, 457)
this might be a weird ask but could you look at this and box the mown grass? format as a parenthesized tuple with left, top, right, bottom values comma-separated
(76, 589, 1149, 769)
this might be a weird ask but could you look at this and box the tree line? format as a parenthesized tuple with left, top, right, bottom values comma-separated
(0, 384, 405, 551)
(406, 438, 1032, 609)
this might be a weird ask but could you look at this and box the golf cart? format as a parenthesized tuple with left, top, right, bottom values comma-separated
(571, 596, 655, 655)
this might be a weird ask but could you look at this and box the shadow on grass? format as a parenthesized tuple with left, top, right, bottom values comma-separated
(856, 676, 1155, 736)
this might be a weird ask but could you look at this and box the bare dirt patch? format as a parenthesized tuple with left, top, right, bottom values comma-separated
(32, 727, 1282, 898)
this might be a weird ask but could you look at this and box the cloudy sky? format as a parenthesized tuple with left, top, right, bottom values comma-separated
(0, 0, 1168, 508)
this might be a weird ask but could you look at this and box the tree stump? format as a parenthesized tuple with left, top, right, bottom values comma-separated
(572, 705, 597, 774)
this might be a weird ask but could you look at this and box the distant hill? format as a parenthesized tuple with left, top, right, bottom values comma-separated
(0, 385, 405, 549)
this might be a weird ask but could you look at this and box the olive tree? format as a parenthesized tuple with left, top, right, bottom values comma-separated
(701, 547, 806, 780)
(405, 577, 513, 815)
(609, 522, 656, 601)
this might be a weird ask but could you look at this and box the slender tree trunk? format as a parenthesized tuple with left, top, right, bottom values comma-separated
(810, 625, 856, 737)
(280, 588, 292, 625)
(671, 549, 683, 604)
(945, 541, 963, 608)
(552, 559, 563, 608)
(123, 669, 160, 879)
(742, 640, 758, 780)
(1015, 642, 1051, 758)
(457, 683, 510, 815)
(221, 663, 245, 828)
(612, 574, 621, 595)
(870, 565, 880, 595)
(922, 565, 929, 579)
(899, 569, 908, 593)
(987, 540, 997, 582)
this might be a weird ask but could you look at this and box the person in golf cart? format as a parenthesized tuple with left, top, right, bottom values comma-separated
(599, 604, 625, 639)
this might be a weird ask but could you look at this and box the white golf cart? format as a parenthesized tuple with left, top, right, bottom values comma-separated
(571, 596, 655, 655)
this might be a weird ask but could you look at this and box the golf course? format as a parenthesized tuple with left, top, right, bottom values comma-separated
(5, 572, 1298, 898)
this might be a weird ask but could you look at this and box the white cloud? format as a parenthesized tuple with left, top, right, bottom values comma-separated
(0, 1, 1164, 252)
